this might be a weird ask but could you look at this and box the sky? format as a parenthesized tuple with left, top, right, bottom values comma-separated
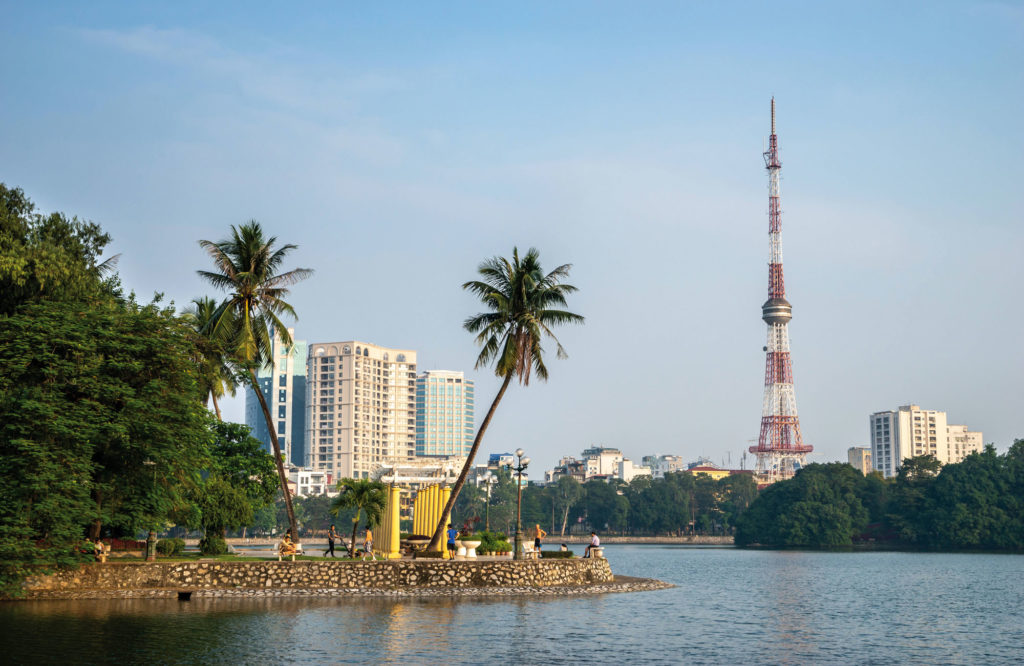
(2, 1, 1022, 475)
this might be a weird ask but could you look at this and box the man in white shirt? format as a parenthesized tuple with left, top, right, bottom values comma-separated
(584, 532, 600, 558)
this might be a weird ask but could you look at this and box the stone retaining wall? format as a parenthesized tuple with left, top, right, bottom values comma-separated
(21, 558, 614, 599)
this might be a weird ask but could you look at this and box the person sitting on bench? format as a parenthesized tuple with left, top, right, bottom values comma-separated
(583, 532, 600, 558)
(279, 532, 297, 560)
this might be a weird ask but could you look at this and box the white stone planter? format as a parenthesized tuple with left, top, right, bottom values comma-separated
(460, 540, 481, 559)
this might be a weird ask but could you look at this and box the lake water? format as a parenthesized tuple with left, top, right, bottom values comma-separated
(2, 546, 1022, 664)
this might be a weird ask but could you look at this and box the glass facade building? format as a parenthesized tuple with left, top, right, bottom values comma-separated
(415, 370, 474, 457)
(244, 327, 307, 467)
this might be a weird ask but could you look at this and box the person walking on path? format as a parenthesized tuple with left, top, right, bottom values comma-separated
(446, 523, 458, 560)
(584, 531, 600, 558)
(363, 526, 373, 559)
(326, 524, 339, 557)
(533, 524, 547, 553)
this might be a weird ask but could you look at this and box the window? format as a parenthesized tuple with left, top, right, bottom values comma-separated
(278, 390, 287, 403)
(279, 375, 287, 387)
(278, 421, 286, 434)
(278, 406, 286, 418)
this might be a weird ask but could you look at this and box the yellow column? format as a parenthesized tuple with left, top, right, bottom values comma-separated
(430, 485, 441, 552)
(412, 491, 420, 536)
(387, 486, 402, 558)
(440, 486, 452, 558)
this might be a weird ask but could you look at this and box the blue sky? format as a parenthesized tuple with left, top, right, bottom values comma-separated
(2, 1, 1022, 474)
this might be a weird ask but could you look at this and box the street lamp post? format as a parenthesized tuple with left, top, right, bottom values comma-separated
(483, 472, 496, 532)
(512, 449, 530, 561)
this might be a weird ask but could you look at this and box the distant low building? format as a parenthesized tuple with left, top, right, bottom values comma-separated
(617, 458, 652, 483)
(288, 467, 335, 497)
(642, 455, 687, 479)
(848, 447, 872, 475)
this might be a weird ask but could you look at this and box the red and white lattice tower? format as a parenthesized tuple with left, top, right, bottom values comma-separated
(749, 98, 812, 483)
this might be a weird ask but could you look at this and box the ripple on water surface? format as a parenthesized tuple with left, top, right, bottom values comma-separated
(2, 546, 1023, 665)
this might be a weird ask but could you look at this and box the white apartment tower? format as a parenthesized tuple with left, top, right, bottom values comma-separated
(870, 404, 983, 478)
(306, 341, 417, 479)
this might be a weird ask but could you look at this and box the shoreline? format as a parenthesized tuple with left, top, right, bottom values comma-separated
(18, 575, 673, 601)
(201, 535, 734, 547)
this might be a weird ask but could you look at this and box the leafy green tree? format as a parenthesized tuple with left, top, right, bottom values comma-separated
(886, 455, 942, 543)
(0, 184, 118, 315)
(193, 419, 278, 543)
(552, 476, 584, 536)
(197, 222, 313, 540)
(735, 463, 870, 547)
(428, 248, 584, 550)
(331, 479, 386, 557)
(194, 476, 252, 554)
(182, 297, 237, 420)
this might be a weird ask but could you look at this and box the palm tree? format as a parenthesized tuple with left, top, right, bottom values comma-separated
(426, 247, 583, 551)
(330, 478, 387, 558)
(197, 222, 313, 541)
(182, 296, 237, 420)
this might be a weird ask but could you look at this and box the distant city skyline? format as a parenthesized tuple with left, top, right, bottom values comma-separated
(2, 2, 1021, 475)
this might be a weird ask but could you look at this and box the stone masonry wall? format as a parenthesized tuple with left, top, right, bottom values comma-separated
(22, 558, 613, 598)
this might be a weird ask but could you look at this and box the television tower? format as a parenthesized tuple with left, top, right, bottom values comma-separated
(749, 98, 812, 483)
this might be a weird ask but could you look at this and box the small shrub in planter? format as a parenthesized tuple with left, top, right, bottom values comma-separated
(156, 538, 185, 556)
(540, 550, 575, 559)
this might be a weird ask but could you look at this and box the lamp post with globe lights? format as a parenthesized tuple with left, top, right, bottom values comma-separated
(512, 449, 530, 560)
(483, 471, 498, 532)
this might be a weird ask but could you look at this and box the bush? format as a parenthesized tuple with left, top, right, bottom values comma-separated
(156, 538, 185, 556)
(199, 534, 229, 555)
(492, 540, 512, 553)
(540, 550, 575, 559)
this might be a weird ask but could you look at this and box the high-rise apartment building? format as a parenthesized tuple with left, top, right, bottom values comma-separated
(305, 341, 417, 479)
(415, 370, 474, 458)
(244, 327, 307, 467)
(847, 447, 872, 475)
(869, 405, 982, 478)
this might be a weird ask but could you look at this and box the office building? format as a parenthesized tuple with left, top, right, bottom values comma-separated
(870, 404, 983, 478)
(306, 340, 417, 479)
(244, 327, 307, 467)
(415, 370, 475, 457)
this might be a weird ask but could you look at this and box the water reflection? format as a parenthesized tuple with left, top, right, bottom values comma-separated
(2, 548, 1023, 665)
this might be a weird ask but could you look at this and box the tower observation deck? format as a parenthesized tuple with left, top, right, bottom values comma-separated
(749, 99, 812, 484)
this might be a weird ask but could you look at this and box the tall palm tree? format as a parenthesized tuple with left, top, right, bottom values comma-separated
(330, 478, 387, 558)
(197, 222, 313, 541)
(426, 247, 584, 551)
(182, 296, 237, 420)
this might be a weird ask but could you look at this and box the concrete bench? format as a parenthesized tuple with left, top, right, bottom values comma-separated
(277, 542, 303, 561)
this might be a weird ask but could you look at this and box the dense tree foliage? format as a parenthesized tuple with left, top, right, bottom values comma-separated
(735, 444, 1024, 550)
(0, 185, 289, 594)
(450, 470, 757, 538)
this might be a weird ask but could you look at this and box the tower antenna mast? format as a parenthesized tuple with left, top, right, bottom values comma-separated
(750, 98, 812, 484)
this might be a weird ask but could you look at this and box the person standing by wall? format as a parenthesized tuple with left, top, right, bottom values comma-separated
(533, 524, 547, 553)
(326, 524, 339, 557)
(446, 523, 458, 560)
(363, 525, 373, 559)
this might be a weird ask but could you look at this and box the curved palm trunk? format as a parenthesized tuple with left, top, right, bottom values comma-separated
(349, 512, 360, 558)
(250, 368, 299, 541)
(210, 392, 223, 421)
(427, 374, 514, 551)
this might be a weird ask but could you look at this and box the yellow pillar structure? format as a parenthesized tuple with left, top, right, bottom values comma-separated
(383, 485, 401, 559)
(440, 486, 452, 558)
(429, 485, 440, 551)
(413, 491, 421, 536)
